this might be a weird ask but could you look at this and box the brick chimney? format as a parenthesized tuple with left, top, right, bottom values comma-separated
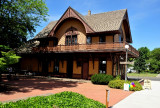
(88, 10, 91, 16)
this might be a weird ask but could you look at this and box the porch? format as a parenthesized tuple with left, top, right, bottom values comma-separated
(32, 42, 139, 57)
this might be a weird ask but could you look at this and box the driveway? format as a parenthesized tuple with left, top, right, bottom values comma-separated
(112, 81, 160, 108)
(0, 77, 133, 107)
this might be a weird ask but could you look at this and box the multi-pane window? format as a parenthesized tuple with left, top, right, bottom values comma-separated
(99, 36, 106, 43)
(65, 27, 78, 45)
(87, 36, 91, 44)
(66, 35, 77, 45)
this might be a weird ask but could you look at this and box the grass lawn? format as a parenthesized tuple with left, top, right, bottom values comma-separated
(127, 72, 158, 77)
(0, 91, 105, 108)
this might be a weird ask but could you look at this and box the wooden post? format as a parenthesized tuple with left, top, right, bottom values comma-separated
(106, 89, 110, 108)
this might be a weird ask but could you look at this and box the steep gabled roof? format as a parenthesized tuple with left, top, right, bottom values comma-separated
(84, 9, 126, 32)
(34, 7, 131, 41)
(34, 21, 57, 39)
(48, 7, 94, 37)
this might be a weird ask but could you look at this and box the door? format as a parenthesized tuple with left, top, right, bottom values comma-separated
(54, 59, 59, 74)
(42, 57, 48, 76)
(82, 61, 89, 79)
(67, 58, 73, 78)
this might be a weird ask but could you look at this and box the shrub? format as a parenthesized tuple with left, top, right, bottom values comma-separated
(114, 75, 121, 80)
(108, 80, 143, 91)
(91, 74, 113, 85)
(0, 91, 105, 108)
(129, 81, 143, 91)
(108, 80, 125, 89)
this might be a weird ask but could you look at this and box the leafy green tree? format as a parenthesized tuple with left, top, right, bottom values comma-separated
(0, 45, 21, 81)
(134, 47, 150, 73)
(0, 0, 48, 48)
(149, 48, 160, 73)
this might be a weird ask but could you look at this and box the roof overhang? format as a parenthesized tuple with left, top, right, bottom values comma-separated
(48, 7, 94, 37)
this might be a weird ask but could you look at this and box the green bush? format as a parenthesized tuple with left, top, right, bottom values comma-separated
(108, 80, 143, 91)
(114, 75, 121, 80)
(108, 80, 125, 89)
(0, 91, 105, 108)
(91, 74, 113, 85)
(129, 81, 143, 91)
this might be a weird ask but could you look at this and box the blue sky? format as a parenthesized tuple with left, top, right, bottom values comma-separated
(34, 0, 160, 51)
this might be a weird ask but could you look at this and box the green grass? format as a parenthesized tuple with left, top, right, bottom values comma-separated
(127, 72, 158, 77)
(0, 91, 105, 108)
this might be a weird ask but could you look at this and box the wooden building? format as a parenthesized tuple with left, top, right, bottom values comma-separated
(17, 7, 139, 79)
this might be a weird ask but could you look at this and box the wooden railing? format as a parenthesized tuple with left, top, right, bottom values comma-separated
(32, 42, 139, 57)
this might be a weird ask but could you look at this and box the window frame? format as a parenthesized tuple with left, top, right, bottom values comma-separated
(65, 35, 77, 45)
(65, 27, 78, 46)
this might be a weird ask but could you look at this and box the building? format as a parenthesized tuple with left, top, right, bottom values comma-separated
(17, 7, 139, 79)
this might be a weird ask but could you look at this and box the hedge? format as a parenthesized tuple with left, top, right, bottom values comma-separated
(108, 80, 143, 91)
(91, 74, 113, 85)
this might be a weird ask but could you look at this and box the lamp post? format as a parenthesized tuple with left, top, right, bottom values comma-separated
(125, 45, 129, 81)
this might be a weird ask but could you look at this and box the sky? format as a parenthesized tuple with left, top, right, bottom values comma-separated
(34, 0, 160, 51)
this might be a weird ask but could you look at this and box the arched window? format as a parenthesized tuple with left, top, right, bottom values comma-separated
(65, 27, 79, 45)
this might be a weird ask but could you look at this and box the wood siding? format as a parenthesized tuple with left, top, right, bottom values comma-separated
(89, 59, 99, 75)
(59, 60, 67, 73)
(107, 60, 112, 75)
(106, 36, 113, 43)
(49, 41, 54, 47)
(21, 57, 39, 72)
(122, 23, 126, 42)
(92, 36, 99, 44)
(73, 60, 82, 74)
(48, 61, 54, 72)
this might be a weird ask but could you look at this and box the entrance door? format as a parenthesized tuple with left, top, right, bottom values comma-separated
(42, 57, 48, 76)
(82, 61, 89, 79)
(54, 59, 59, 74)
(67, 58, 73, 78)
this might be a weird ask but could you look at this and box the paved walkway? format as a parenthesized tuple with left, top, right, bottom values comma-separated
(112, 81, 160, 108)
(0, 77, 133, 107)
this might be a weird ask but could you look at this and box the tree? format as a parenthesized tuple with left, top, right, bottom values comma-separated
(134, 47, 150, 73)
(149, 48, 160, 73)
(0, 0, 48, 48)
(0, 45, 21, 81)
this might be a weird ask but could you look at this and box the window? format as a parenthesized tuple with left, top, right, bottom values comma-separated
(72, 35, 77, 45)
(99, 36, 105, 43)
(99, 59, 106, 74)
(65, 27, 78, 45)
(87, 36, 91, 44)
(65, 35, 77, 45)
(66, 36, 71, 45)
(119, 35, 123, 42)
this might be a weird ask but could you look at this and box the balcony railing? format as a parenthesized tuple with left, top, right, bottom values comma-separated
(32, 42, 139, 57)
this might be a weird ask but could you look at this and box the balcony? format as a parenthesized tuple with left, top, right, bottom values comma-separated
(32, 42, 139, 57)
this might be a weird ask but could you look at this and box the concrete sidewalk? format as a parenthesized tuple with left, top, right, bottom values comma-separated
(112, 81, 160, 108)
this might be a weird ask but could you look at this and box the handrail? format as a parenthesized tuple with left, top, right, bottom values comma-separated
(32, 42, 139, 57)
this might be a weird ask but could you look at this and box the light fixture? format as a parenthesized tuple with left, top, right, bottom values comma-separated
(125, 45, 129, 49)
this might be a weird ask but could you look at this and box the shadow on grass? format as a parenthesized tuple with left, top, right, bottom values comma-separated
(0, 76, 80, 95)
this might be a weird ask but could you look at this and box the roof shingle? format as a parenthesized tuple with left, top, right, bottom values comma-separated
(34, 8, 127, 39)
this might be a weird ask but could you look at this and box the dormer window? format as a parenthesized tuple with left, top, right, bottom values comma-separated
(65, 27, 78, 45)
